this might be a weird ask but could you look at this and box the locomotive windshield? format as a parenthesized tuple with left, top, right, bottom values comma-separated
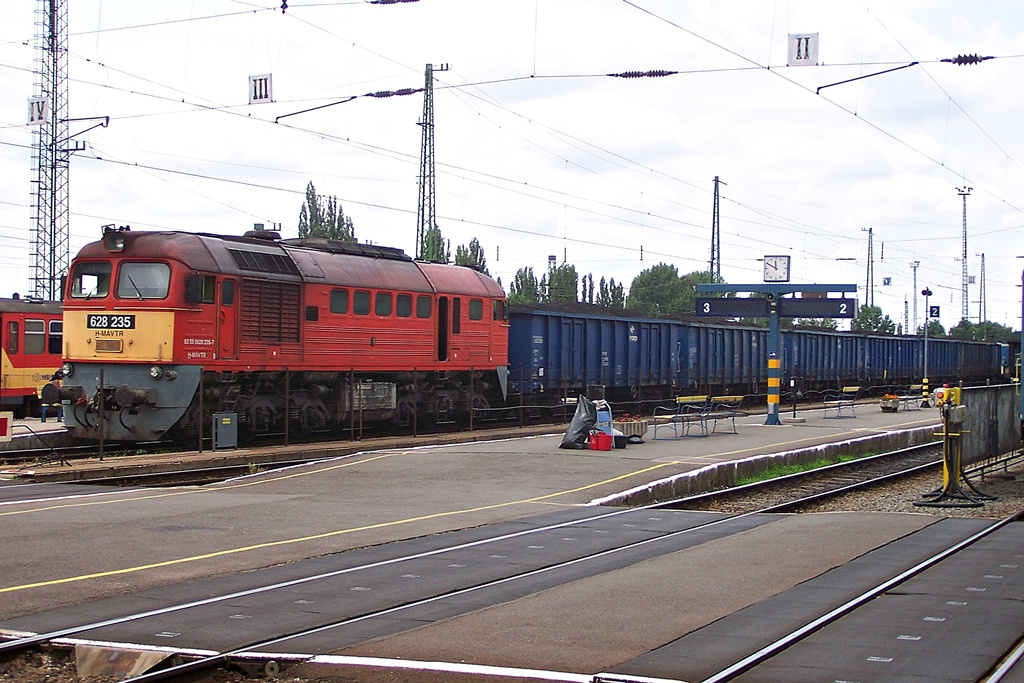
(116, 262, 170, 299)
(69, 261, 112, 299)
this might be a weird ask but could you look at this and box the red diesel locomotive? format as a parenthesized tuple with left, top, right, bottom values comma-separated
(56, 227, 509, 441)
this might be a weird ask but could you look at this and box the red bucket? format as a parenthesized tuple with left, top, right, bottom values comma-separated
(589, 432, 613, 451)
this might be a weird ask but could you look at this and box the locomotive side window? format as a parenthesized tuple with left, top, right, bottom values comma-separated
(452, 298, 461, 334)
(396, 294, 412, 318)
(48, 320, 63, 355)
(330, 289, 349, 314)
(353, 290, 371, 315)
(222, 280, 235, 306)
(116, 262, 170, 299)
(24, 319, 45, 355)
(306, 306, 319, 322)
(6, 321, 17, 354)
(70, 261, 111, 299)
(201, 275, 216, 303)
(469, 298, 483, 321)
(416, 295, 432, 319)
(375, 292, 392, 317)
(493, 299, 507, 321)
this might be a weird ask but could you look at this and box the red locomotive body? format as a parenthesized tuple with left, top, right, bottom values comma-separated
(59, 227, 508, 441)
(0, 298, 62, 417)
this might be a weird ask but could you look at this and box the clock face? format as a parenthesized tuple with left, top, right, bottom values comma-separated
(763, 255, 791, 282)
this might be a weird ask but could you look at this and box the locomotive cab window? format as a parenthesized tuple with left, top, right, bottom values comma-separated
(24, 319, 45, 355)
(6, 321, 17, 354)
(493, 299, 507, 321)
(116, 262, 170, 300)
(469, 298, 483, 321)
(70, 261, 112, 299)
(48, 320, 63, 355)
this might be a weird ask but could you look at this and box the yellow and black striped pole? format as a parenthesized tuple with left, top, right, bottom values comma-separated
(767, 353, 782, 425)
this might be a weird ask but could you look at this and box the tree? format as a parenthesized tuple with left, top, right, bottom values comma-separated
(947, 319, 1016, 342)
(626, 263, 687, 316)
(792, 318, 839, 331)
(298, 181, 356, 240)
(454, 238, 489, 275)
(597, 277, 625, 308)
(917, 320, 946, 338)
(850, 305, 897, 335)
(547, 262, 578, 303)
(508, 267, 541, 305)
(420, 224, 450, 263)
(626, 265, 721, 317)
(581, 273, 595, 304)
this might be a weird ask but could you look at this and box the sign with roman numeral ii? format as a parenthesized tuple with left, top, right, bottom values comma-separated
(788, 33, 819, 66)
(28, 97, 48, 125)
(249, 74, 273, 104)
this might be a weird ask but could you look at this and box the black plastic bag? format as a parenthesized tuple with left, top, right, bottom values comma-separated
(559, 395, 597, 449)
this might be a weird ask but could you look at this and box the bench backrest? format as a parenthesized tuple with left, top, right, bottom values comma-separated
(676, 395, 708, 405)
(841, 386, 860, 395)
(710, 395, 742, 405)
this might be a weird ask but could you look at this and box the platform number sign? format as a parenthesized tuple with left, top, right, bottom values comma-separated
(28, 97, 48, 125)
(249, 74, 273, 104)
(929, 305, 940, 319)
(788, 33, 819, 66)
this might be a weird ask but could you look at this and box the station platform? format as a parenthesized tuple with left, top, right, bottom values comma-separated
(3, 403, 1021, 682)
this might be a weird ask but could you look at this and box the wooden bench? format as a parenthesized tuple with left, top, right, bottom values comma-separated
(707, 396, 746, 434)
(652, 395, 709, 439)
(823, 386, 860, 418)
(897, 384, 923, 410)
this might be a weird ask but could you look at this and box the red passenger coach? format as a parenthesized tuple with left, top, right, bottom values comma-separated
(0, 298, 62, 417)
(58, 227, 509, 442)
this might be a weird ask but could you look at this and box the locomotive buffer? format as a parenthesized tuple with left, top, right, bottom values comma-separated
(696, 282, 857, 425)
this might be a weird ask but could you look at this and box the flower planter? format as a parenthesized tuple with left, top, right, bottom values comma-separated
(613, 420, 649, 437)
(879, 399, 900, 413)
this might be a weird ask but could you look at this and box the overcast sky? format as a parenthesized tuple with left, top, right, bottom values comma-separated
(2, 0, 1022, 332)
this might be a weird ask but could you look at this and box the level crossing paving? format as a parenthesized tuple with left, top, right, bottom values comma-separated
(2, 406, 1021, 681)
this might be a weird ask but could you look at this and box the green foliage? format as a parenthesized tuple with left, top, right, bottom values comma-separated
(454, 238, 489, 275)
(626, 265, 722, 317)
(598, 276, 625, 308)
(508, 267, 541, 305)
(420, 224, 450, 263)
(792, 318, 839, 330)
(948, 319, 1016, 341)
(547, 262, 578, 303)
(298, 181, 356, 241)
(850, 305, 896, 335)
(917, 319, 947, 337)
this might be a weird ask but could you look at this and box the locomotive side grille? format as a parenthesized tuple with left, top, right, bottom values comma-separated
(240, 279, 301, 343)
(228, 248, 300, 276)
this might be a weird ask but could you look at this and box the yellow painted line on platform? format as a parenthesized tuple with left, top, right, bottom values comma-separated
(0, 460, 680, 594)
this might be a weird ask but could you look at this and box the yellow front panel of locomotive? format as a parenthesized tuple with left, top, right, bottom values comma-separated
(64, 310, 175, 362)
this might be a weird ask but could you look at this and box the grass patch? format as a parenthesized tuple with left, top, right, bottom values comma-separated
(736, 453, 864, 486)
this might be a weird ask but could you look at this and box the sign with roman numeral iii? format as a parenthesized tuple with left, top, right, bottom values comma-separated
(249, 74, 273, 104)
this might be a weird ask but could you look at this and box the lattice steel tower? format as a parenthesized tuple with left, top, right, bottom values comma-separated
(709, 176, 721, 278)
(415, 63, 449, 260)
(957, 186, 971, 322)
(31, 0, 70, 301)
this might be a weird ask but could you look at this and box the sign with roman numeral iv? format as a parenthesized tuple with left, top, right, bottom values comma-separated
(28, 97, 48, 125)
(249, 74, 273, 104)
(788, 33, 819, 66)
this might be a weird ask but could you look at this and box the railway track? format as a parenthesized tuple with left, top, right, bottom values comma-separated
(5, 442, 1015, 682)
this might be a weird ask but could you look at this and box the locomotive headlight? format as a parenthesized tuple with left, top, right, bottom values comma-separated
(61, 362, 74, 378)
(149, 365, 163, 379)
